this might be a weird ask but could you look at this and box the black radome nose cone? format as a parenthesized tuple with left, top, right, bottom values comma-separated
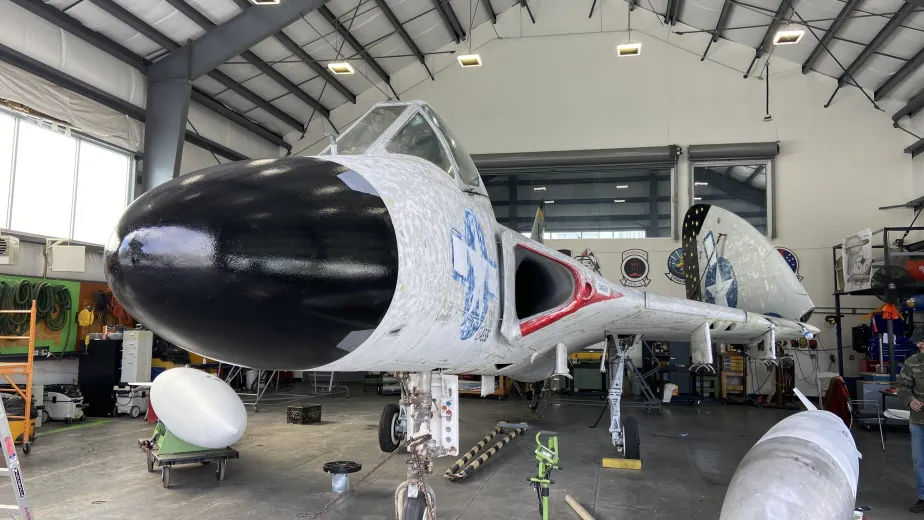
(105, 157, 398, 370)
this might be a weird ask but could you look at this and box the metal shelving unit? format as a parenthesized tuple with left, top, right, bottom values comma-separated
(832, 226, 924, 381)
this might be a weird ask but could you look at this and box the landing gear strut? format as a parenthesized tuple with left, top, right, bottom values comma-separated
(392, 371, 459, 520)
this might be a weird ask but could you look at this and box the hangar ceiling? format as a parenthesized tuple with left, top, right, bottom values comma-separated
(3, 0, 924, 155)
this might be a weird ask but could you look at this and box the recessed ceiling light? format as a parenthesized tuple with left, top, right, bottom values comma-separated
(616, 185, 628, 189)
(694, 182, 708, 187)
(327, 62, 355, 75)
(773, 29, 804, 45)
(544, 200, 555, 204)
(458, 54, 482, 67)
(614, 199, 626, 203)
(249, 0, 280, 5)
(617, 42, 642, 57)
(533, 186, 547, 191)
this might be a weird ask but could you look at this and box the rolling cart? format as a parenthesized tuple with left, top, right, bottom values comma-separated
(139, 421, 239, 488)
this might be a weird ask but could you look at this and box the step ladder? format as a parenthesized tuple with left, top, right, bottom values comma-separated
(0, 394, 33, 519)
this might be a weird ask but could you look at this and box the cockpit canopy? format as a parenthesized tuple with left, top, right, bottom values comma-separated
(321, 101, 481, 187)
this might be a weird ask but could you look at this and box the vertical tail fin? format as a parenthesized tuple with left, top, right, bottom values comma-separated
(530, 201, 546, 244)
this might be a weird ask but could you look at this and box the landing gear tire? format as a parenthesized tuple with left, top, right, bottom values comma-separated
(379, 403, 401, 452)
(623, 415, 640, 460)
(402, 496, 428, 520)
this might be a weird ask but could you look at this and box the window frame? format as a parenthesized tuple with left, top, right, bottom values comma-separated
(0, 106, 135, 246)
(688, 158, 775, 238)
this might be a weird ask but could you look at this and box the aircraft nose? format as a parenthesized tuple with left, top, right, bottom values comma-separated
(104, 156, 398, 370)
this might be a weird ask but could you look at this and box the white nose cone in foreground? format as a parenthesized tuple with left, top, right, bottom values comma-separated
(151, 367, 247, 449)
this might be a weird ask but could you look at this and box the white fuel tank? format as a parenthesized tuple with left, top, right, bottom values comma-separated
(151, 368, 247, 449)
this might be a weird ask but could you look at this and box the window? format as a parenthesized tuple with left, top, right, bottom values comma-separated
(386, 113, 453, 174)
(484, 169, 673, 237)
(421, 105, 480, 187)
(335, 105, 406, 155)
(0, 109, 133, 245)
(690, 161, 771, 236)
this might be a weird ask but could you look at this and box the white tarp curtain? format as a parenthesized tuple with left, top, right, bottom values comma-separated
(0, 60, 144, 151)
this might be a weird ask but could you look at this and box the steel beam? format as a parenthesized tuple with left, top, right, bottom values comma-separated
(317, 6, 394, 96)
(744, 164, 765, 184)
(7, 0, 286, 148)
(0, 43, 244, 163)
(876, 45, 924, 101)
(801, 0, 862, 74)
(430, 0, 463, 43)
(484, 0, 497, 24)
(837, 3, 915, 87)
(163, 0, 329, 118)
(755, 0, 793, 60)
(151, 0, 328, 81)
(905, 136, 924, 158)
(7, 0, 146, 72)
(88, 0, 304, 131)
(702, 0, 733, 60)
(189, 90, 290, 150)
(272, 32, 357, 104)
(521, 0, 536, 24)
(894, 89, 924, 122)
(446, 1, 469, 36)
(226, 0, 356, 104)
(374, 0, 434, 80)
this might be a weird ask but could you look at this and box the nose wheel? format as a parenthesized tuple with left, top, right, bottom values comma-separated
(379, 403, 406, 453)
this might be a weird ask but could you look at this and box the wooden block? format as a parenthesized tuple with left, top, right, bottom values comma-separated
(602, 458, 641, 470)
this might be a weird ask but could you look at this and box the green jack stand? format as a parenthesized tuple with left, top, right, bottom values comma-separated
(529, 430, 559, 520)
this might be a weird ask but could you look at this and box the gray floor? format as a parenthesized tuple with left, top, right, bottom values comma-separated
(4, 385, 917, 519)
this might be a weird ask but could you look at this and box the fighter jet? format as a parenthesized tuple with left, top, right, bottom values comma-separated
(105, 100, 818, 519)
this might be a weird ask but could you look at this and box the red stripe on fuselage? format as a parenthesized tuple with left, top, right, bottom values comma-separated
(517, 245, 623, 337)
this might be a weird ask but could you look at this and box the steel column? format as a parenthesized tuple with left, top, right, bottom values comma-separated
(649, 176, 659, 237)
(144, 47, 193, 192)
(836, 3, 915, 88)
(801, 0, 862, 74)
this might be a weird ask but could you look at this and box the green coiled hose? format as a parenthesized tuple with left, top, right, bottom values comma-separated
(0, 280, 71, 335)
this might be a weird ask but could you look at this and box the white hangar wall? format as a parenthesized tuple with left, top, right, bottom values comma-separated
(292, 1, 915, 396)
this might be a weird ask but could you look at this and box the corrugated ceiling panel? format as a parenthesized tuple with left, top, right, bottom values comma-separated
(273, 95, 315, 120)
(880, 23, 924, 58)
(241, 107, 289, 136)
(192, 75, 226, 96)
(213, 90, 258, 113)
(855, 53, 904, 88)
(187, 0, 241, 25)
(115, 0, 205, 45)
(65, 2, 161, 57)
(891, 61, 924, 101)
(812, 36, 865, 79)
(404, 10, 455, 52)
(679, 0, 725, 32)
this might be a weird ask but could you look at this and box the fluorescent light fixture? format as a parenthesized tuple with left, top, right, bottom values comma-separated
(249, 0, 280, 5)
(773, 28, 804, 45)
(327, 62, 355, 75)
(694, 182, 708, 187)
(617, 42, 642, 57)
(533, 186, 547, 191)
(693, 197, 702, 201)
(616, 185, 629, 189)
(458, 54, 483, 67)
(544, 200, 555, 204)
(614, 199, 626, 203)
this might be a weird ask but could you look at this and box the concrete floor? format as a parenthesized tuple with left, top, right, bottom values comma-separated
(3, 384, 917, 519)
